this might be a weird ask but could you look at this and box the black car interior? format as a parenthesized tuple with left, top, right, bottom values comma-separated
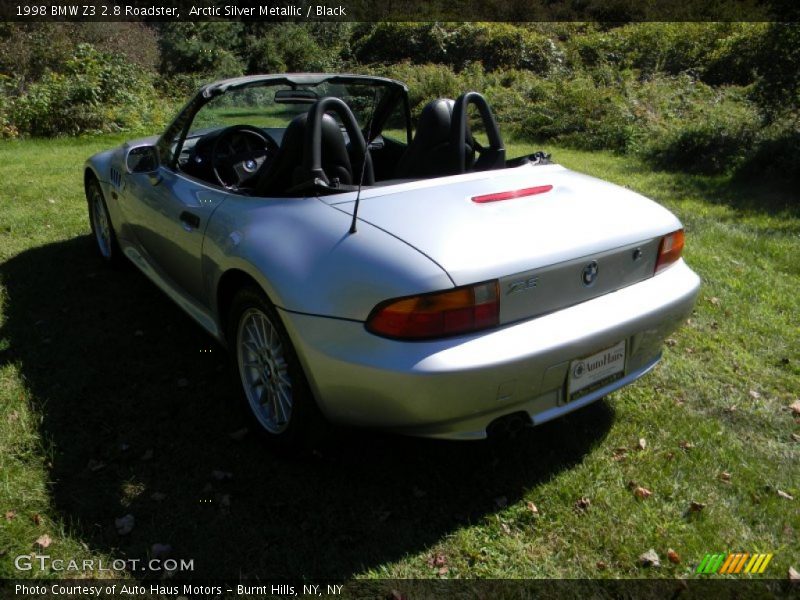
(174, 83, 542, 196)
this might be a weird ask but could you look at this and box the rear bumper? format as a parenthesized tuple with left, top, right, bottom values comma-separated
(280, 260, 701, 439)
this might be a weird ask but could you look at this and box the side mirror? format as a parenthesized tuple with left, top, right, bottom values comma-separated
(126, 145, 160, 174)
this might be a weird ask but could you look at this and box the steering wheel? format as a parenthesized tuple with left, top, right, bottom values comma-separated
(211, 125, 279, 190)
(451, 92, 506, 173)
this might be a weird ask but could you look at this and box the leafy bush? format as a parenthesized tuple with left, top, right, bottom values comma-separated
(9, 44, 170, 137)
(157, 23, 245, 78)
(735, 125, 800, 185)
(566, 22, 767, 85)
(639, 84, 762, 174)
(353, 23, 564, 74)
(243, 24, 335, 74)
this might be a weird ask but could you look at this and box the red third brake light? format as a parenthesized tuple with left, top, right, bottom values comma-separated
(366, 281, 500, 340)
(655, 229, 685, 274)
(472, 185, 553, 203)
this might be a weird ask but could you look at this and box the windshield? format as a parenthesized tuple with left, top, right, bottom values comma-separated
(188, 80, 388, 137)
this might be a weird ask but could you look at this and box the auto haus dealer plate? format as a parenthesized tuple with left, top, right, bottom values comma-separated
(567, 340, 626, 402)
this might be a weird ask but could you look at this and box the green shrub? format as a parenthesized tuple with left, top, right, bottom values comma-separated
(157, 23, 245, 78)
(735, 125, 800, 185)
(9, 44, 170, 137)
(566, 22, 767, 85)
(353, 23, 564, 74)
(640, 85, 762, 174)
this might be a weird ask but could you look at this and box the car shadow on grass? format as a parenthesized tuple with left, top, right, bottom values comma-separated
(0, 236, 614, 579)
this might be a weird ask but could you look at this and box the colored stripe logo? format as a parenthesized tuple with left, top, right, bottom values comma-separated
(696, 553, 773, 574)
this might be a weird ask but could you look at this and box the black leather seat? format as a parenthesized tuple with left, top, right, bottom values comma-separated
(255, 111, 362, 196)
(394, 98, 475, 179)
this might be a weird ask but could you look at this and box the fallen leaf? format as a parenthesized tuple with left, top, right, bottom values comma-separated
(667, 549, 681, 564)
(150, 492, 167, 502)
(500, 522, 511, 535)
(211, 470, 233, 481)
(140, 449, 154, 461)
(665, 338, 677, 347)
(789, 567, 800, 581)
(637, 438, 647, 450)
(32, 514, 41, 526)
(709, 297, 720, 306)
(35, 534, 52, 549)
(151, 543, 172, 559)
(634, 486, 653, 500)
(777, 490, 794, 501)
(596, 561, 607, 570)
(115, 514, 135, 535)
(790, 400, 800, 416)
(5, 510, 16, 521)
(428, 553, 447, 568)
(526, 501, 539, 515)
(725, 405, 738, 413)
(749, 389, 762, 400)
(719, 471, 732, 482)
(228, 428, 249, 441)
(689, 501, 706, 513)
(612, 447, 628, 461)
(639, 549, 661, 567)
(575, 497, 591, 511)
(494, 496, 507, 509)
(679, 440, 695, 450)
(87, 459, 105, 472)
(792, 433, 800, 443)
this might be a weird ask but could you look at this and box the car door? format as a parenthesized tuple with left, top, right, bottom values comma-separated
(122, 166, 227, 303)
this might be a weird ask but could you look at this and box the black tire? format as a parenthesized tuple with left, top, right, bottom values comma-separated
(227, 286, 326, 452)
(86, 177, 123, 266)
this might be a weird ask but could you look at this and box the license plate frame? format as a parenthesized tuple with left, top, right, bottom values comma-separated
(567, 340, 627, 402)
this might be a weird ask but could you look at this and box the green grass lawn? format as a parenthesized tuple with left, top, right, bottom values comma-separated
(0, 135, 797, 584)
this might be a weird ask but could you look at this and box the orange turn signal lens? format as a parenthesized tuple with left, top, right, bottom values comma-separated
(655, 229, 685, 274)
(366, 281, 500, 340)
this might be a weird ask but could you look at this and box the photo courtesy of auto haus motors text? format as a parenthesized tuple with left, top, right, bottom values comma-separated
(14, 583, 344, 597)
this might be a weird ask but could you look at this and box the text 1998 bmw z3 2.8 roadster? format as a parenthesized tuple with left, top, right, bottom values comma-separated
(84, 73, 700, 448)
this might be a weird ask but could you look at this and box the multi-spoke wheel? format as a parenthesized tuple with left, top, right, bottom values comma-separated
(228, 287, 323, 449)
(86, 178, 122, 265)
(236, 307, 294, 434)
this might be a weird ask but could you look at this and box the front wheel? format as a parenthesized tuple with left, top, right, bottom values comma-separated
(228, 287, 325, 451)
(86, 178, 122, 265)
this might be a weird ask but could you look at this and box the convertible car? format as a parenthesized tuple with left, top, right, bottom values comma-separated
(85, 73, 700, 447)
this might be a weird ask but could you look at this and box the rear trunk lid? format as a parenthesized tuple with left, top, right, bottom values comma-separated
(330, 163, 682, 323)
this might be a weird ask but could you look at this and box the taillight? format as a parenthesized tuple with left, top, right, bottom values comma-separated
(655, 229, 685, 274)
(366, 281, 500, 340)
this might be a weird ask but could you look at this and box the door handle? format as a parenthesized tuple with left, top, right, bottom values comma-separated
(180, 211, 201, 230)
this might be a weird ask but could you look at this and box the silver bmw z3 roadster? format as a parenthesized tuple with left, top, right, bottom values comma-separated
(84, 73, 700, 447)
